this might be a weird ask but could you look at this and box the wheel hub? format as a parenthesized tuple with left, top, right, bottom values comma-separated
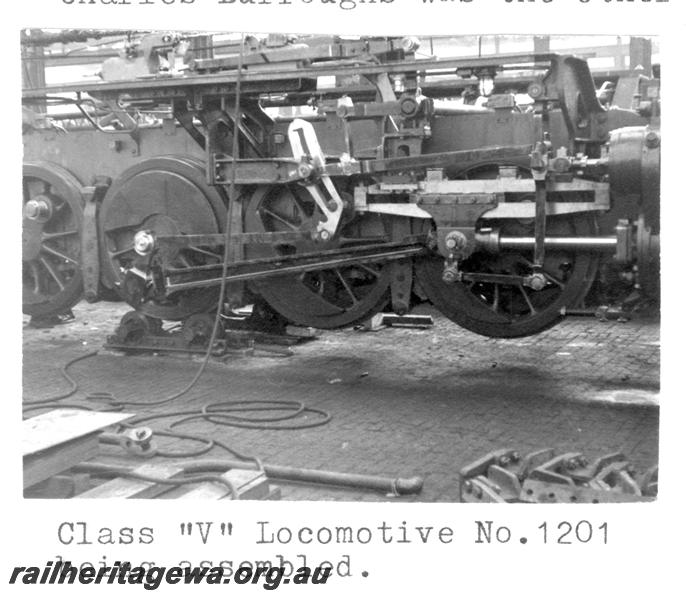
(524, 272, 548, 291)
(133, 230, 155, 256)
(24, 195, 53, 222)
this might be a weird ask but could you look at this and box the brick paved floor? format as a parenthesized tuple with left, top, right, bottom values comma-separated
(22, 301, 659, 501)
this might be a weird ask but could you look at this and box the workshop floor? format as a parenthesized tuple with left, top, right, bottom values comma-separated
(22, 301, 660, 502)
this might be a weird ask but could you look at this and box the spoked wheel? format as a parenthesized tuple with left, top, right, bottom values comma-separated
(22, 162, 84, 317)
(244, 185, 392, 329)
(415, 213, 600, 338)
(99, 156, 227, 321)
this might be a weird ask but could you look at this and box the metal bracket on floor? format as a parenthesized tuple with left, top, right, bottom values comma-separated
(359, 313, 434, 332)
(459, 448, 657, 503)
(100, 426, 157, 458)
(104, 310, 315, 356)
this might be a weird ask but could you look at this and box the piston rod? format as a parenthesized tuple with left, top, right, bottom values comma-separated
(501, 236, 617, 250)
(476, 233, 618, 253)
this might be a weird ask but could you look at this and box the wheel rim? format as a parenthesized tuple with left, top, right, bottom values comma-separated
(99, 156, 226, 321)
(22, 163, 84, 317)
(245, 185, 392, 329)
(416, 213, 599, 338)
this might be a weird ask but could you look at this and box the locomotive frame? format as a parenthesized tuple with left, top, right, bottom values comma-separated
(21, 32, 660, 338)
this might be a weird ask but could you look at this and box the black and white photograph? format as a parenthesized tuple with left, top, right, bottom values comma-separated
(7, 0, 685, 596)
(21, 30, 661, 502)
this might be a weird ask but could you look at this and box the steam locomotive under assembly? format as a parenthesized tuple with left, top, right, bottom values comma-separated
(21, 33, 660, 338)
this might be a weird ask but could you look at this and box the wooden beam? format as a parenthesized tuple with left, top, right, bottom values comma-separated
(171, 469, 271, 500)
(22, 409, 133, 489)
(78, 464, 185, 499)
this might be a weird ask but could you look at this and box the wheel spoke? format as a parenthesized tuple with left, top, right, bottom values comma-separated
(261, 208, 300, 231)
(40, 244, 78, 265)
(177, 254, 192, 268)
(357, 263, 381, 278)
(335, 269, 358, 306)
(540, 270, 565, 289)
(286, 189, 308, 223)
(29, 262, 41, 294)
(491, 284, 500, 312)
(42, 230, 79, 241)
(109, 245, 135, 258)
(187, 245, 223, 260)
(517, 284, 537, 315)
(39, 257, 65, 291)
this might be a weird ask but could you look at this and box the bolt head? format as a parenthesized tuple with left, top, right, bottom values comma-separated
(527, 82, 544, 99)
(445, 231, 467, 251)
(317, 230, 331, 242)
(527, 273, 547, 291)
(298, 163, 314, 179)
(442, 270, 458, 284)
(645, 131, 660, 149)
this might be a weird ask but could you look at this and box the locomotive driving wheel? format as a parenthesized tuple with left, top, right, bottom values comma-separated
(22, 162, 84, 317)
(99, 156, 227, 321)
(415, 163, 599, 338)
(244, 185, 393, 329)
(415, 213, 599, 338)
